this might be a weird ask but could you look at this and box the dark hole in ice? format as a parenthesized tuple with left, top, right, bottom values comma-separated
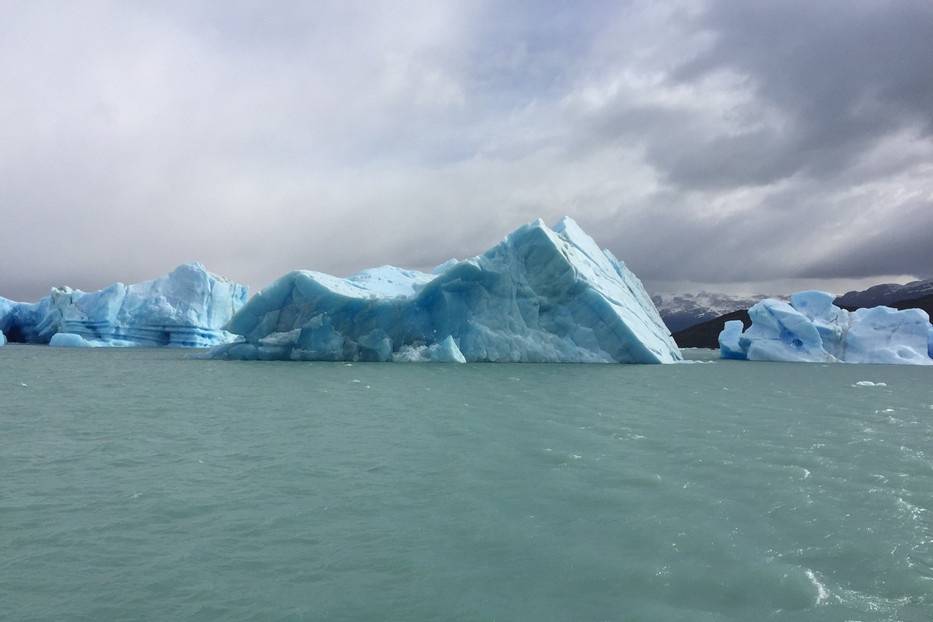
(792, 338, 803, 348)
(2, 322, 26, 343)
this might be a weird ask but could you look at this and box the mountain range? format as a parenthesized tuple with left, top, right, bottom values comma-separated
(651, 292, 778, 333)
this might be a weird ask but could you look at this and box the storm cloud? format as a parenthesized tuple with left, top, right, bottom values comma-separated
(1, 0, 931, 300)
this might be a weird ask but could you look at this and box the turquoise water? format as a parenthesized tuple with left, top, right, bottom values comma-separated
(1, 346, 932, 621)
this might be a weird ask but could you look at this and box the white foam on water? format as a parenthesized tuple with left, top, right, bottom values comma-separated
(895, 497, 925, 521)
(805, 569, 831, 605)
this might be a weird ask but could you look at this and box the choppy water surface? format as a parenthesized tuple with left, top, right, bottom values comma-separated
(1, 345, 932, 621)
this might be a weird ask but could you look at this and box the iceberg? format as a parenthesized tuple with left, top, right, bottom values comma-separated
(717, 320, 745, 360)
(0, 263, 248, 347)
(719, 291, 933, 365)
(211, 217, 682, 363)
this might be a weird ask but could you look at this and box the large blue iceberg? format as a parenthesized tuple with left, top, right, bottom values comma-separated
(211, 217, 682, 363)
(718, 291, 933, 365)
(0, 263, 248, 347)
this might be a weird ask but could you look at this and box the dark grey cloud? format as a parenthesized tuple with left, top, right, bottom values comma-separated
(800, 198, 933, 280)
(568, 0, 933, 188)
(662, 0, 933, 189)
(0, 0, 930, 301)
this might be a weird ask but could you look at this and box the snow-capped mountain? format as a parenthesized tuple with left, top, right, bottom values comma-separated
(651, 292, 774, 333)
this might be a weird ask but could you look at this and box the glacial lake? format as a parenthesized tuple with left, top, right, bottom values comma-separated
(2, 345, 932, 621)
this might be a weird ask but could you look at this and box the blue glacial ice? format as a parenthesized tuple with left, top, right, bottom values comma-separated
(211, 217, 682, 363)
(0, 263, 248, 347)
(718, 320, 745, 360)
(719, 291, 933, 365)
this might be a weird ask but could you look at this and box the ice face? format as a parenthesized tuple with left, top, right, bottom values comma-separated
(719, 290, 933, 365)
(0, 263, 248, 347)
(211, 217, 682, 363)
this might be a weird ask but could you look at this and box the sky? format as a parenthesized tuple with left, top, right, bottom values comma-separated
(1, 0, 932, 301)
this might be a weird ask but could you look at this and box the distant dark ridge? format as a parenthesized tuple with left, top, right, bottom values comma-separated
(835, 278, 933, 309)
(890, 293, 933, 316)
(671, 293, 933, 350)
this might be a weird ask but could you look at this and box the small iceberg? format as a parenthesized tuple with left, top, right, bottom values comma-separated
(718, 291, 932, 365)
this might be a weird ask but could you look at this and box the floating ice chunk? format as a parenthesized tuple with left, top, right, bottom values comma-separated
(853, 381, 887, 387)
(211, 218, 681, 363)
(49, 332, 98, 347)
(720, 290, 932, 365)
(718, 320, 745, 359)
(0, 263, 248, 347)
